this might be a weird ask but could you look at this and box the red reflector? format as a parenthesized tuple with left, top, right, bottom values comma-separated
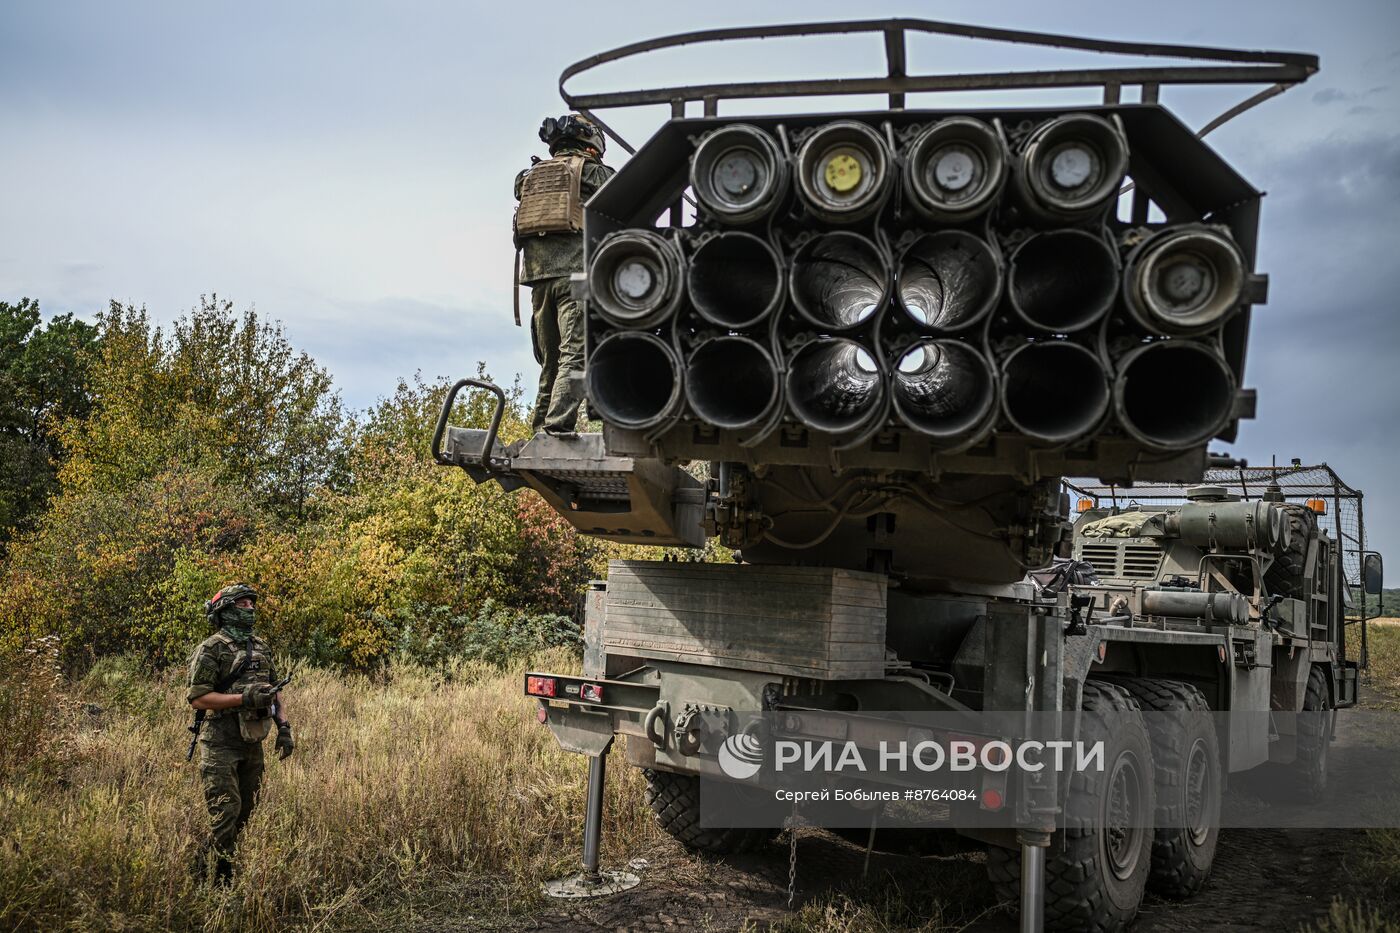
(981, 788, 1004, 811)
(526, 675, 558, 697)
(536, 706, 549, 724)
(580, 683, 603, 703)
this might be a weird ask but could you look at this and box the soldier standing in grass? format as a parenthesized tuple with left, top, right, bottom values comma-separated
(186, 583, 294, 883)
(514, 113, 615, 436)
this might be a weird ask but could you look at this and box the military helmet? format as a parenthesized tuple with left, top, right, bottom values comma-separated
(540, 113, 606, 157)
(206, 582, 258, 620)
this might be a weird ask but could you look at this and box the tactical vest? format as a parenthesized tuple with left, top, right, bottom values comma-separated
(209, 630, 277, 742)
(515, 155, 585, 237)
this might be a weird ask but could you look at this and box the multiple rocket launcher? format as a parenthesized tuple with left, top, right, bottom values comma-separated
(580, 108, 1261, 469)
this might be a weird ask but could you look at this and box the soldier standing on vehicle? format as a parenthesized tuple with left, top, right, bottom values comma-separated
(186, 583, 294, 883)
(514, 113, 615, 436)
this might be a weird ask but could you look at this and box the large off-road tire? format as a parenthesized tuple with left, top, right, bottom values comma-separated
(643, 768, 777, 854)
(1098, 677, 1220, 899)
(1286, 666, 1332, 803)
(985, 681, 1156, 932)
(1264, 505, 1316, 597)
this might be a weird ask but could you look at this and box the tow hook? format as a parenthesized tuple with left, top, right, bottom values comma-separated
(643, 702, 670, 750)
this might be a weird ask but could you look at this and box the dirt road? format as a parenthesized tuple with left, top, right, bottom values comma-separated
(500, 681, 1398, 933)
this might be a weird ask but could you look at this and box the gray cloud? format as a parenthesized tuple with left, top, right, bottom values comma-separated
(1314, 88, 1353, 104)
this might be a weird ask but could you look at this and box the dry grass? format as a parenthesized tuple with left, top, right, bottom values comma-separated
(1348, 623, 1400, 924)
(1307, 899, 1400, 933)
(0, 649, 659, 931)
(1360, 621, 1400, 700)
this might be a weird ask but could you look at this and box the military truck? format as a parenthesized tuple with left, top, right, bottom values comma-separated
(431, 20, 1384, 932)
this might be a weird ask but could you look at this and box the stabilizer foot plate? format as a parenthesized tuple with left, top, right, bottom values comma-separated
(542, 869, 641, 899)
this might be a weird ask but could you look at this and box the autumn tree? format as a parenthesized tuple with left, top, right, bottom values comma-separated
(0, 299, 99, 546)
(55, 297, 343, 521)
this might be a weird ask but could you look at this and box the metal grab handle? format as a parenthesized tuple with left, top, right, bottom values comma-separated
(643, 702, 670, 750)
(431, 378, 507, 467)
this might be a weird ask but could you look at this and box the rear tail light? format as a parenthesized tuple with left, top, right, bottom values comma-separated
(526, 675, 558, 698)
(980, 787, 1005, 811)
(580, 683, 604, 703)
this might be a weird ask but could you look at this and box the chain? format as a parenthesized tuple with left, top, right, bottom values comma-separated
(786, 798, 799, 909)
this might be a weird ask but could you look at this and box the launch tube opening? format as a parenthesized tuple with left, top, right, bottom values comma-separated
(1001, 342, 1109, 444)
(586, 332, 680, 430)
(691, 124, 788, 224)
(1126, 227, 1247, 335)
(1117, 342, 1234, 448)
(688, 232, 783, 329)
(795, 121, 891, 223)
(588, 231, 682, 328)
(685, 336, 780, 430)
(786, 338, 885, 434)
(790, 233, 889, 332)
(896, 231, 1001, 332)
(1009, 230, 1118, 333)
(1017, 113, 1128, 219)
(892, 340, 996, 442)
(904, 117, 1007, 222)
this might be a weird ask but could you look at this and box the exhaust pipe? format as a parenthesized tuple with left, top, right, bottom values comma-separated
(585, 332, 682, 430)
(1115, 341, 1235, 448)
(891, 340, 997, 446)
(896, 231, 1001, 332)
(1124, 226, 1248, 335)
(690, 124, 789, 224)
(1008, 229, 1119, 334)
(903, 117, 1008, 223)
(1001, 341, 1110, 444)
(795, 121, 893, 223)
(685, 336, 781, 430)
(687, 232, 783, 330)
(588, 230, 684, 328)
(786, 338, 885, 434)
(790, 232, 890, 333)
(1015, 113, 1128, 221)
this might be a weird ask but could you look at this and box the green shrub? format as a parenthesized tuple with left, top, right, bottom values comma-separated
(389, 599, 582, 669)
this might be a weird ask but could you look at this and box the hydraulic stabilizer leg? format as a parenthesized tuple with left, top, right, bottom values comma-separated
(581, 752, 606, 882)
(542, 743, 642, 898)
(1018, 830, 1048, 933)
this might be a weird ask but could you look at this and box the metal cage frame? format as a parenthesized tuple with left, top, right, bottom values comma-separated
(557, 18, 1318, 155)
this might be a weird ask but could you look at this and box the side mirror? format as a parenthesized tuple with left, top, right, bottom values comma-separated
(1363, 552, 1384, 595)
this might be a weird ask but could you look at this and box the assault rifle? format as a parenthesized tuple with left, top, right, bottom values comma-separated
(185, 670, 292, 761)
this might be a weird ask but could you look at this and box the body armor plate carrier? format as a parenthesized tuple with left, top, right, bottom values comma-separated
(515, 155, 585, 237)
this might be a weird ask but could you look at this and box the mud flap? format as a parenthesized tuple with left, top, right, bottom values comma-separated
(547, 706, 616, 756)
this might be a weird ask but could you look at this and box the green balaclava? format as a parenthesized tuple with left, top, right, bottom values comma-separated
(221, 605, 255, 643)
(207, 583, 259, 644)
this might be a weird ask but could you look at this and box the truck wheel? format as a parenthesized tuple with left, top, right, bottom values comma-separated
(984, 681, 1155, 932)
(1099, 677, 1220, 899)
(642, 768, 777, 854)
(1287, 666, 1332, 802)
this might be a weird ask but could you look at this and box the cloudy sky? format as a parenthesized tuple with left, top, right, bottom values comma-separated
(3, 1, 1398, 560)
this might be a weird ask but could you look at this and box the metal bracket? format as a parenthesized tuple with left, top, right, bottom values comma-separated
(431, 377, 509, 470)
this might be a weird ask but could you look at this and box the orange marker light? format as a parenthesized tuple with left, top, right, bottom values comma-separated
(1077, 498, 1095, 513)
(1305, 498, 1327, 514)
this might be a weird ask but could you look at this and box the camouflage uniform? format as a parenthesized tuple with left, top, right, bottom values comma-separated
(187, 627, 280, 877)
(515, 146, 615, 434)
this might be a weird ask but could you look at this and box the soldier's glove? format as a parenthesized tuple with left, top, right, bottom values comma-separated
(242, 683, 277, 710)
(275, 723, 295, 760)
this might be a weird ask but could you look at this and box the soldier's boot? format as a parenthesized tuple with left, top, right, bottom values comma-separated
(214, 855, 235, 886)
(193, 841, 235, 886)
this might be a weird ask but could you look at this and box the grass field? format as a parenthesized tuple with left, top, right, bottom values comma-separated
(3, 627, 1399, 931)
(0, 650, 660, 931)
